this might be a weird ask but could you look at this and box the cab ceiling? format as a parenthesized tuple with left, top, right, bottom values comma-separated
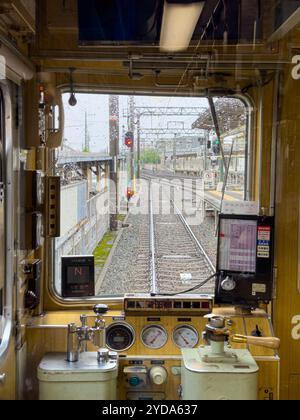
(28, 0, 295, 93)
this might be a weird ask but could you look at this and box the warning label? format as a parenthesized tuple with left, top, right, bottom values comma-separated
(258, 226, 271, 242)
(252, 283, 267, 295)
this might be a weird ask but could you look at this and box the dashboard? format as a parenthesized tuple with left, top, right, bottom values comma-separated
(105, 295, 213, 355)
(26, 295, 279, 400)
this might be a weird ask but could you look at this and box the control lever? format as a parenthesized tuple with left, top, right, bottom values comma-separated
(66, 305, 109, 362)
(231, 335, 280, 350)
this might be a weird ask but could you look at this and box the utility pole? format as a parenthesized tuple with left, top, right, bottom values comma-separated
(137, 116, 141, 179)
(128, 96, 135, 189)
(109, 95, 120, 231)
(84, 111, 90, 152)
(173, 134, 177, 174)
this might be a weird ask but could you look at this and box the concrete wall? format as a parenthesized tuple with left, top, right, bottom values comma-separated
(55, 182, 109, 294)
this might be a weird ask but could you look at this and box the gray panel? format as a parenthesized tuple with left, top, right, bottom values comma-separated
(77, 182, 87, 222)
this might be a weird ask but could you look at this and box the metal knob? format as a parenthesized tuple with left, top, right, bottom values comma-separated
(0, 373, 6, 385)
(93, 304, 109, 315)
(97, 348, 109, 364)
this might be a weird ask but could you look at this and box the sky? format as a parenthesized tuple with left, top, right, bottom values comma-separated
(62, 93, 209, 153)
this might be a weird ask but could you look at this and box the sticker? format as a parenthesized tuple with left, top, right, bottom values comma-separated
(257, 246, 270, 252)
(252, 283, 267, 294)
(258, 226, 271, 241)
(257, 240, 270, 246)
(257, 251, 270, 258)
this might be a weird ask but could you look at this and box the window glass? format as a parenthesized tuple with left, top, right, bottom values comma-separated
(54, 94, 248, 298)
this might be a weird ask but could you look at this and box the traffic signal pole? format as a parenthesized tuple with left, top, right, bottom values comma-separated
(129, 96, 135, 191)
(137, 116, 141, 179)
(109, 95, 119, 231)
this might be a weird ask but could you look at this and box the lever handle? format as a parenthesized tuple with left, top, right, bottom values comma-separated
(231, 335, 280, 350)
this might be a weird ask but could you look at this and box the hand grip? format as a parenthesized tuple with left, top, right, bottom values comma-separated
(231, 335, 280, 350)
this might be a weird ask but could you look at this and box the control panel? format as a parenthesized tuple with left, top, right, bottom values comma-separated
(124, 294, 213, 314)
(215, 215, 274, 308)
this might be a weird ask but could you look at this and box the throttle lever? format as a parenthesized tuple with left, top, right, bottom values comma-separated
(231, 335, 280, 350)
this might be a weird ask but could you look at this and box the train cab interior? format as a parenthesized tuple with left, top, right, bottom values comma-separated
(0, 0, 300, 402)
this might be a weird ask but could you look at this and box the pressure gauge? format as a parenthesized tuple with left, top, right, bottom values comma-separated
(141, 325, 168, 349)
(173, 325, 199, 349)
(221, 277, 237, 292)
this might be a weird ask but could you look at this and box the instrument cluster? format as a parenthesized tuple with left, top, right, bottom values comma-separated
(105, 297, 211, 352)
(106, 322, 200, 352)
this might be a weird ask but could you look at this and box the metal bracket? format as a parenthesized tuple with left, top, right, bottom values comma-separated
(0, 182, 4, 204)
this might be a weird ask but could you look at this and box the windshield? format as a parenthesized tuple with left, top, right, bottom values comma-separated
(54, 93, 248, 298)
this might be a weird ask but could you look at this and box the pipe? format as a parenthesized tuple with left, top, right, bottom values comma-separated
(269, 71, 281, 216)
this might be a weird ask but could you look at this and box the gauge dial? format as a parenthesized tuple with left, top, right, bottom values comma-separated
(221, 277, 237, 292)
(173, 325, 199, 349)
(141, 325, 168, 349)
(106, 323, 135, 351)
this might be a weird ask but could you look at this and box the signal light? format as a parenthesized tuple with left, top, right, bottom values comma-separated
(127, 187, 134, 201)
(125, 132, 134, 148)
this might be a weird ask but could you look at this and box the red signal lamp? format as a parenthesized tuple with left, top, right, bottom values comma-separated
(125, 138, 133, 147)
(127, 187, 134, 201)
(125, 132, 134, 148)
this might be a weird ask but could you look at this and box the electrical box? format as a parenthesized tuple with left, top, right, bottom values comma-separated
(215, 214, 274, 308)
(61, 256, 95, 298)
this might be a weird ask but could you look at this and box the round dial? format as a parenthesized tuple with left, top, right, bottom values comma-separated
(141, 325, 168, 349)
(173, 325, 199, 349)
(106, 323, 135, 351)
(221, 277, 237, 292)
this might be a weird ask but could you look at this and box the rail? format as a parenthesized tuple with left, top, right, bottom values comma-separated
(149, 182, 158, 296)
(148, 178, 216, 296)
(142, 172, 221, 212)
(172, 199, 216, 274)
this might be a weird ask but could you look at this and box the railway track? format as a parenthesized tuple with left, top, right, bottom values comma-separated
(101, 177, 217, 296)
(148, 180, 216, 295)
(142, 170, 221, 212)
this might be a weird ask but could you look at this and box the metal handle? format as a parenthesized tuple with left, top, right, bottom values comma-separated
(231, 335, 280, 350)
(0, 373, 6, 385)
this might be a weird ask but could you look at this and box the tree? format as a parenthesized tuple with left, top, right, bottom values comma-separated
(141, 149, 161, 165)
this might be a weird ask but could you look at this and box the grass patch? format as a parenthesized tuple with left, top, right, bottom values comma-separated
(93, 230, 118, 269)
(117, 214, 127, 222)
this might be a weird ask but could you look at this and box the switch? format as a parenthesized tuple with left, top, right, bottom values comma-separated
(150, 367, 168, 386)
(129, 376, 141, 387)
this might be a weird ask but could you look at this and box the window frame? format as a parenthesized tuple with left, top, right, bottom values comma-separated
(47, 90, 254, 308)
(0, 81, 14, 361)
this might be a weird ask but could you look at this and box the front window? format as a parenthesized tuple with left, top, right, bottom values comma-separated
(53, 93, 248, 298)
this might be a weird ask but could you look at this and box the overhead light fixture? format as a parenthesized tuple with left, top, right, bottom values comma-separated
(160, 1, 205, 52)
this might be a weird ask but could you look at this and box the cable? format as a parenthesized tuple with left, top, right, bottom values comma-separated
(152, 272, 217, 297)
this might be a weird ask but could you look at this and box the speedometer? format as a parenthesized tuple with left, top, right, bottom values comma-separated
(141, 325, 168, 349)
(173, 325, 199, 349)
(106, 323, 135, 351)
